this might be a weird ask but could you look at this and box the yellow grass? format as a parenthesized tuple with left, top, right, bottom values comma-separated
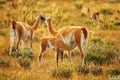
(0, 0, 120, 80)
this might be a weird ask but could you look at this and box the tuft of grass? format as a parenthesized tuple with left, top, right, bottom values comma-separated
(2, 46, 17, 56)
(51, 63, 74, 78)
(71, 49, 80, 57)
(19, 48, 34, 60)
(0, 58, 10, 68)
(11, 50, 21, 58)
(100, 8, 113, 15)
(17, 56, 31, 70)
(91, 66, 103, 76)
(33, 35, 40, 42)
(100, 21, 120, 30)
(81, 13, 86, 17)
(63, 49, 79, 59)
(106, 66, 120, 76)
(27, 19, 35, 26)
(114, 20, 120, 26)
(76, 65, 89, 76)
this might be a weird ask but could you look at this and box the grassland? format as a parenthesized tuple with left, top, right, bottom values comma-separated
(0, 0, 120, 80)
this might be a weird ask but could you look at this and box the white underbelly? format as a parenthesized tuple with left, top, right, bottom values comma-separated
(48, 40, 55, 50)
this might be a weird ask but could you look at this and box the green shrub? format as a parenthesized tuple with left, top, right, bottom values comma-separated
(76, 65, 89, 75)
(114, 21, 120, 26)
(100, 8, 113, 15)
(85, 38, 119, 65)
(51, 63, 74, 78)
(3, 47, 34, 69)
(2, 46, 17, 56)
(2, 46, 20, 58)
(16, 48, 34, 69)
(73, 1, 83, 9)
(0, 0, 6, 4)
(27, 20, 34, 26)
(106, 66, 120, 76)
(91, 67, 103, 76)
(19, 48, 34, 60)
(85, 52, 106, 65)
(0, 31, 6, 36)
(11, 50, 21, 58)
(3, 46, 34, 60)
(0, 58, 10, 68)
(17, 56, 31, 70)
(81, 13, 86, 17)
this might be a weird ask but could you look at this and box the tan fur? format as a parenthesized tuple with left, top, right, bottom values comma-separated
(39, 17, 89, 66)
(87, 7, 99, 24)
(45, 18, 57, 36)
(38, 37, 75, 66)
(10, 15, 41, 54)
(57, 27, 88, 58)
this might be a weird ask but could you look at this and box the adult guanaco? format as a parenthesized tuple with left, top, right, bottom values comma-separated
(10, 14, 43, 54)
(39, 16, 89, 67)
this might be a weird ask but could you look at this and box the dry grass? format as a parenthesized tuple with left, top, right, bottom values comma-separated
(0, 0, 120, 80)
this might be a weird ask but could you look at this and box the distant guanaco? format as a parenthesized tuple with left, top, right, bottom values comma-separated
(86, 6, 99, 26)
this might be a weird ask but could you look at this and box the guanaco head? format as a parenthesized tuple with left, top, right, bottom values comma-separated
(39, 13, 46, 22)
(86, 6, 90, 13)
(44, 17, 53, 26)
(45, 17, 53, 22)
(47, 17, 53, 20)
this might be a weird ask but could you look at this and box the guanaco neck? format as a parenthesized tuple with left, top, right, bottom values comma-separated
(32, 16, 40, 31)
(87, 7, 91, 15)
(47, 20, 57, 36)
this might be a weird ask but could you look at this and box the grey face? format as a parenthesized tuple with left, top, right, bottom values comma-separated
(46, 17, 52, 22)
(39, 15, 46, 22)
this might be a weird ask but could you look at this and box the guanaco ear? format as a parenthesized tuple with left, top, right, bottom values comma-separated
(40, 13, 43, 16)
(50, 18, 53, 20)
